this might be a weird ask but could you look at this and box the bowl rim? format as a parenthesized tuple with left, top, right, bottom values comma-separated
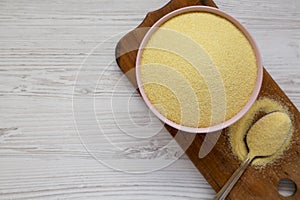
(136, 6, 263, 133)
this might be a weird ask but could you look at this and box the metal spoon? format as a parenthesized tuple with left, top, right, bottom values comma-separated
(214, 111, 293, 200)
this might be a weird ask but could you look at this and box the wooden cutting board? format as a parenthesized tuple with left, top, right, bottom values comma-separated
(115, 0, 300, 199)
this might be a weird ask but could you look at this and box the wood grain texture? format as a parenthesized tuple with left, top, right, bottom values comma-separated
(0, 0, 299, 199)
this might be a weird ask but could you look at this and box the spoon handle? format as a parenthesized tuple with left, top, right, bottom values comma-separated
(213, 156, 252, 200)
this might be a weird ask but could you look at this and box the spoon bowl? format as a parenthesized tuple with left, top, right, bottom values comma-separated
(246, 111, 292, 159)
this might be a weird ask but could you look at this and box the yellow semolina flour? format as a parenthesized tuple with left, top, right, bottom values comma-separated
(140, 12, 258, 128)
(246, 111, 292, 159)
(229, 98, 294, 166)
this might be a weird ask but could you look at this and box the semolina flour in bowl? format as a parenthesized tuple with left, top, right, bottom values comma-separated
(139, 10, 260, 130)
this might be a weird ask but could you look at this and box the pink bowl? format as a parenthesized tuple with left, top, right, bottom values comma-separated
(136, 6, 263, 133)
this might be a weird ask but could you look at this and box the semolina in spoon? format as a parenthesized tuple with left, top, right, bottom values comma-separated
(214, 111, 293, 200)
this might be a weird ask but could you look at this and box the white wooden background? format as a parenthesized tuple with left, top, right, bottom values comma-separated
(0, 0, 299, 199)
